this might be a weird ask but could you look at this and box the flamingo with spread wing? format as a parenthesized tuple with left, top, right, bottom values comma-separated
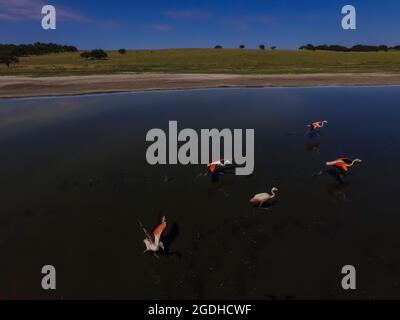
(139, 215, 167, 254)
(207, 159, 232, 174)
(326, 157, 362, 174)
(308, 120, 328, 131)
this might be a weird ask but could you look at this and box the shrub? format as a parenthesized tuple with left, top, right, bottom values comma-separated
(80, 49, 108, 60)
(0, 50, 19, 67)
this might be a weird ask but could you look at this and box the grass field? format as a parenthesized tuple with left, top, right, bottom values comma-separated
(2, 49, 400, 76)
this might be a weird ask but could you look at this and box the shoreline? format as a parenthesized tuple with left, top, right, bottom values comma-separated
(2, 72, 400, 98)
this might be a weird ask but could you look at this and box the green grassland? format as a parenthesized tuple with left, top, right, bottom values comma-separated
(2, 49, 400, 76)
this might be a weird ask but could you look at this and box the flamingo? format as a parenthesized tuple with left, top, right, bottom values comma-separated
(139, 215, 167, 255)
(250, 187, 278, 209)
(326, 157, 362, 174)
(196, 159, 234, 178)
(207, 159, 232, 174)
(308, 120, 328, 131)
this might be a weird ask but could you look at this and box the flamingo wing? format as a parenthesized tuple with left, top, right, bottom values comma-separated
(251, 193, 269, 203)
(151, 215, 167, 245)
(334, 163, 348, 172)
(311, 122, 320, 129)
(152, 222, 166, 246)
(139, 220, 155, 243)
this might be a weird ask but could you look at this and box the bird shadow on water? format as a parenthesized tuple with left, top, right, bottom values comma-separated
(326, 182, 350, 202)
(313, 168, 352, 201)
(209, 166, 237, 183)
(161, 223, 182, 259)
(305, 141, 321, 155)
(253, 199, 279, 211)
(314, 168, 347, 185)
(305, 130, 322, 139)
(210, 173, 222, 183)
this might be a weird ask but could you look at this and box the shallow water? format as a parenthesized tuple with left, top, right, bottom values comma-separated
(0, 87, 400, 299)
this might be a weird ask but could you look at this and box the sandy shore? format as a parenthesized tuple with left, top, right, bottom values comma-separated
(1, 73, 400, 98)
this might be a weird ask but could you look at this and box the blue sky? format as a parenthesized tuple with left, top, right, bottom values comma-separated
(1, 0, 400, 49)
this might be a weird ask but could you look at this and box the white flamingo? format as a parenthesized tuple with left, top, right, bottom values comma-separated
(250, 187, 278, 209)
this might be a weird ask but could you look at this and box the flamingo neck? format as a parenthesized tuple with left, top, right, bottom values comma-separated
(349, 159, 361, 167)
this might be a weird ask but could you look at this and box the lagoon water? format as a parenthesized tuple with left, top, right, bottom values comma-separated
(0, 87, 400, 299)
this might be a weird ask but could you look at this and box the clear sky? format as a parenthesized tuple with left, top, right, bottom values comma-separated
(1, 0, 400, 50)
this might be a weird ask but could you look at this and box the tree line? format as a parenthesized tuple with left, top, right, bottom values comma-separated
(299, 44, 400, 52)
(0, 42, 78, 56)
(214, 44, 277, 50)
(80, 48, 129, 60)
(0, 42, 78, 68)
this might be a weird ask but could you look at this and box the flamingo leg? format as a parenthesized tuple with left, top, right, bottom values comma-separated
(259, 201, 270, 210)
(195, 171, 208, 179)
(313, 169, 326, 177)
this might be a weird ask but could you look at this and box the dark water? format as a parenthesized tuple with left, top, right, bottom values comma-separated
(1, 87, 400, 299)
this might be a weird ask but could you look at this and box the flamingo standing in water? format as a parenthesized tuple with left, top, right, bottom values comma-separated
(139, 215, 167, 255)
(250, 187, 278, 209)
(308, 120, 328, 131)
(326, 157, 362, 174)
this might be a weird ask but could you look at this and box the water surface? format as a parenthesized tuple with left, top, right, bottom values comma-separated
(1, 87, 399, 299)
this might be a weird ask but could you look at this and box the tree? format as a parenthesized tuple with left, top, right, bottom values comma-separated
(259, 44, 266, 50)
(118, 48, 127, 54)
(214, 45, 223, 49)
(80, 51, 91, 59)
(299, 44, 315, 51)
(80, 49, 108, 60)
(239, 44, 245, 49)
(63, 45, 78, 52)
(378, 45, 388, 52)
(270, 46, 277, 50)
(91, 49, 108, 59)
(0, 50, 19, 68)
